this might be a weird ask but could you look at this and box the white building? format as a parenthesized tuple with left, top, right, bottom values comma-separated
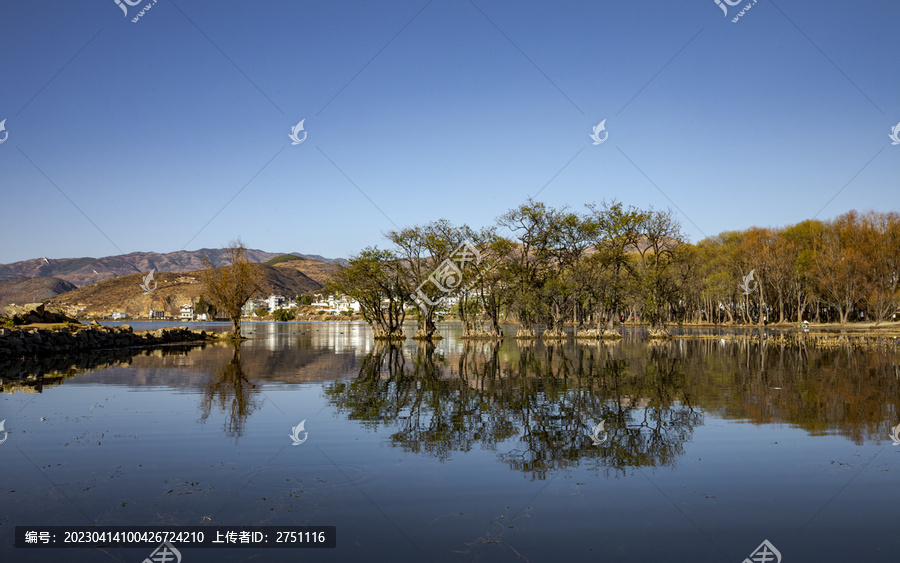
(148, 309, 166, 320)
(242, 298, 267, 316)
(110, 311, 127, 320)
(312, 293, 360, 314)
(266, 295, 287, 312)
(180, 303, 194, 321)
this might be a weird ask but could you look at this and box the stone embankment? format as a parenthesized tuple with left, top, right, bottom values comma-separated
(0, 324, 224, 360)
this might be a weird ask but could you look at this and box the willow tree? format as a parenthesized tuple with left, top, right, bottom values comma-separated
(326, 247, 407, 340)
(200, 240, 263, 339)
(540, 208, 593, 338)
(813, 212, 869, 325)
(387, 220, 477, 340)
(496, 200, 561, 338)
(635, 208, 684, 334)
(469, 233, 512, 338)
(585, 200, 645, 333)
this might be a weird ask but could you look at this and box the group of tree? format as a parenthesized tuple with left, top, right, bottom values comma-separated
(325, 202, 899, 339)
(200, 207, 899, 340)
(692, 210, 900, 325)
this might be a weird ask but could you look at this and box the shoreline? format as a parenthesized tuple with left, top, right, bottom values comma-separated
(0, 323, 225, 360)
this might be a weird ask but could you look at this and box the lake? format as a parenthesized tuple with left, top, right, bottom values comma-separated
(2, 321, 899, 562)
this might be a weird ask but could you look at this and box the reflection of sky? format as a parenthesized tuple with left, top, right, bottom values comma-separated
(247, 321, 376, 356)
(3, 324, 900, 561)
(3, 365, 899, 562)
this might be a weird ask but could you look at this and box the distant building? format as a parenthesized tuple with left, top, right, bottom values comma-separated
(148, 309, 166, 320)
(266, 295, 287, 312)
(312, 292, 360, 314)
(110, 311, 127, 320)
(180, 303, 194, 321)
(242, 298, 267, 317)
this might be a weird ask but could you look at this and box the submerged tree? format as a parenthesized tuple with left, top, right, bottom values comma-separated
(330, 200, 898, 332)
(387, 220, 478, 341)
(200, 239, 263, 339)
(635, 208, 684, 334)
(327, 247, 407, 340)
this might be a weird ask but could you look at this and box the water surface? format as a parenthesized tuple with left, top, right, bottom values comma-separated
(2, 322, 899, 562)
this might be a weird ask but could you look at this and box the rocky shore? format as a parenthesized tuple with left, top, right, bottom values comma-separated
(0, 324, 224, 360)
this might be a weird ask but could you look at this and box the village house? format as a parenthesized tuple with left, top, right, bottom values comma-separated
(242, 298, 268, 317)
(266, 295, 287, 311)
(312, 293, 361, 314)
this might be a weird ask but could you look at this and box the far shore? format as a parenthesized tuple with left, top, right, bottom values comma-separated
(35, 316, 900, 337)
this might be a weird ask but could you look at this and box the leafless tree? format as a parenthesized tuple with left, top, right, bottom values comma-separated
(200, 239, 263, 339)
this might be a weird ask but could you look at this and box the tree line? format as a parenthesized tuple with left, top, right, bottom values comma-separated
(325, 201, 899, 339)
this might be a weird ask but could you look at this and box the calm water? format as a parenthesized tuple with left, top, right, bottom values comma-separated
(2, 322, 899, 562)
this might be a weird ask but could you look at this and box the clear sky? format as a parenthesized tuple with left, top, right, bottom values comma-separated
(1, 1, 898, 264)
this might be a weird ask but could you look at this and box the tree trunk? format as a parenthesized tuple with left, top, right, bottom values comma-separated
(778, 290, 785, 323)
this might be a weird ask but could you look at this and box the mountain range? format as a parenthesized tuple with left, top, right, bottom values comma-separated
(0, 249, 345, 287)
(0, 249, 346, 312)
(43, 265, 324, 318)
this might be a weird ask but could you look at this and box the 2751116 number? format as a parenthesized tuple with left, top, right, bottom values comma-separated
(276, 531, 326, 543)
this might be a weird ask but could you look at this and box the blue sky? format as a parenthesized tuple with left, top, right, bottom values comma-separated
(1, 1, 898, 264)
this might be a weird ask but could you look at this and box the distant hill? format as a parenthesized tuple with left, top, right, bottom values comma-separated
(271, 258, 340, 286)
(0, 277, 78, 308)
(45, 265, 323, 319)
(0, 249, 346, 287)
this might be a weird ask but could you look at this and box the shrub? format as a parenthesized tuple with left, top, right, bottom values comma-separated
(273, 308, 296, 322)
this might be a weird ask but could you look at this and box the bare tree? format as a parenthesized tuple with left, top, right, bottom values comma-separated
(200, 239, 264, 339)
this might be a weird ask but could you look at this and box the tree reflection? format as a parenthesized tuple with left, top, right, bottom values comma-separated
(199, 342, 259, 439)
(325, 340, 703, 478)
